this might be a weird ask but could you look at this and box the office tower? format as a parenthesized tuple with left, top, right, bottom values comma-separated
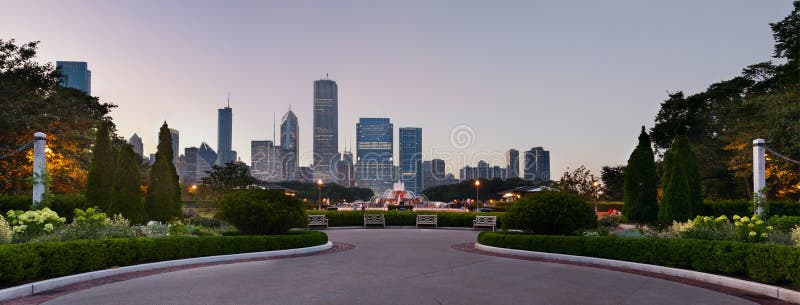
(337, 151, 354, 188)
(313, 79, 338, 182)
(490, 165, 507, 180)
(169, 128, 180, 167)
(399, 127, 422, 193)
(128, 133, 144, 157)
(184, 147, 198, 184)
(506, 149, 520, 179)
(297, 167, 313, 183)
(280, 108, 299, 180)
(217, 100, 235, 165)
(250, 140, 286, 182)
(148, 154, 156, 166)
(196, 142, 218, 181)
(177, 154, 187, 183)
(524, 147, 551, 182)
(459, 165, 477, 181)
(477, 160, 489, 179)
(421, 158, 446, 191)
(356, 118, 393, 194)
(55, 61, 91, 95)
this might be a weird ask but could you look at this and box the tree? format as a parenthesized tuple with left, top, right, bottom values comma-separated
(600, 165, 625, 201)
(421, 178, 534, 202)
(109, 144, 143, 224)
(659, 134, 702, 224)
(85, 122, 114, 208)
(554, 166, 598, 202)
(622, 127, 659, 224)
(199, 162, 258, 202)
(145, 122, 181, 221)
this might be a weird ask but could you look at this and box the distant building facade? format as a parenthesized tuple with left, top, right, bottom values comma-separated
(128, 133, 143, 157)
(313, 79, 338, 182)
(460, 160, 507, 181)
(217, 103, 235, 165)
(250, 140, 286, 182)
(184, 147, 199, 184)
(55, 61, 91, 95)
(169, 128, 180, 167)
(422, 158, 446, 191)
(338, 151, 355, 187)
(280, 108, 299, 180)
(399, 127, 422, 194)
(524, 147, 551, 182)
(196, 142, 217, 182)
(506, 149, 519, 179)
(356, 118, 393, 194)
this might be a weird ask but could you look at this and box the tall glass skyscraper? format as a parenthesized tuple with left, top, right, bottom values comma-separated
(524, 147, 550, 182)
(217, 102, 234, 165)
(399, 127, 422, 193)
(356, 118, 393, 194)
(169, 128, 180, 167)
(506, 149, 520, 179)
(280, 108, 299, 180)
(55, 61, 91, 95)
(313, 79, 338, 182)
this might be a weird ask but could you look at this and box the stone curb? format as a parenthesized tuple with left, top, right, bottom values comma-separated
(475, 242, 800, 304)
(0, 241, 333, 302)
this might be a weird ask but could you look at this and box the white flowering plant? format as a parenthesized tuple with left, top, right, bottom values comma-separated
(58, 208, 134, 241)
(5, 208, 66, 243)
(791, 226, 800, 248)
(733, 215, 771, 243)
(0, 215, 12, 244)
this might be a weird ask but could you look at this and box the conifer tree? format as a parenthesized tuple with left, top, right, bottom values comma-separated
(623, 127, 659, 224)
(145, 122, 182, 221)
(110, 144, 144, 223)
(658, 134, 701, 224)
(85, 122, 114, 209)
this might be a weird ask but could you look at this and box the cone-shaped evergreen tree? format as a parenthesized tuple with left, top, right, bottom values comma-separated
(110, 144, 144, 224)
(145, 122, 182, 221)
(85, 122, 115, 208)
(623, 127, 659, 224)
(658, 134, 701, 225)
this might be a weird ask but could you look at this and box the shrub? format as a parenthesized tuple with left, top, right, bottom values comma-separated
(768, 216, 800, 233)
(216, 190, 307, 235)
(733, 215, 772, 243)
(478, 232, 800, 285)
(791, 227, 800, 247)
(504, 192, 596, 235)
(0, 231, 327, 286)
(5, 208, 66, 243)
(0, 215, 11, 244)
(680, 216, 734, 241)
(57, 208, 134, 241)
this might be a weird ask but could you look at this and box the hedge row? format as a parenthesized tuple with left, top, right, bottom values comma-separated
(0, 231, 327, 287)
(478, 232, 800, 285)
(594, 200, 799, 217)
(306, 210, 505, 227)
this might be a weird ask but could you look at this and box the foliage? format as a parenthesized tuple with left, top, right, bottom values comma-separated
(421, 178, 534, 202)
(0, 215, 11, 244)
(768, 216, 800, 233)
(597, 213, 623, 229)
(553, 166, 599, 202)
(110, 144, 144, 224)
(57, 208, 133, 241)
(504, 192, 596, 235)
(0, 195, 87, 222)
(680, 216, 734, 241)
(792, 227, 800, 247)
(659, 134, 701, 225)
(145, 122, 182, 222)
(477, 232, 800, 285)
(216, 190, 307, 235)
(600, 165, 625, 201)
(5, 208, 66, 242)
(733, 215, 773, 243)
(199, 162, 258, 202)
(85, 122, 115, 209)
(623, 127, 659, 224)
(0, 231, 327, 286)
(273, 181, 374, 204)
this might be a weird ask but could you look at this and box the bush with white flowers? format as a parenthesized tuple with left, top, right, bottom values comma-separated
(0, 215, 12, 244)
(5, 208, 66, 242)
(733, 215, 772, 243)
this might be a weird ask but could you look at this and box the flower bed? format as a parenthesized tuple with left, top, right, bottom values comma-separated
(305, 210, 504, 227)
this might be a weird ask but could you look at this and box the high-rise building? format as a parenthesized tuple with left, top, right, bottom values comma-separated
(128, 133, 143, 157)
(337, 151, 354, 188)
(250, 140, 286, 182)
(169, 128, 180, 167)
(524, 147, 551, 182)
(460, 160, 506, 181)
(217, 101, 235, 165)
(356, 118, 393, 194)
(313, 79, 338, 182)
(177, 154, 187, 183)
(184, 147, 198, 184)
(196, 142, 218, 181)
(280, 108, 299, 180)
(399, 127, 422, 194)
(506, 149, 520, 179)
(422, 159, 446, 191)
(55, 61, 91, 95)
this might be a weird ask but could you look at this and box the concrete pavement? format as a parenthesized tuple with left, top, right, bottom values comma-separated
(44, 229, 755, 305)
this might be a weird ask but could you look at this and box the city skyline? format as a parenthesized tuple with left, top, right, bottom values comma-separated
(4, 1, 792, 179)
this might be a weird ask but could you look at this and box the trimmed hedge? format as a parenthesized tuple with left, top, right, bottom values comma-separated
(0, 230, 327, 287)
(769, 216, 800, 233)
(305, 210, 504, 227)
(478, 232, 800, 285)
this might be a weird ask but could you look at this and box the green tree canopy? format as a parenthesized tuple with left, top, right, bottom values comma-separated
(199, 162, 258, 202)
(659, 134, 702, 225)
(110, 144, 144, 224)
(145, 122, 181, 221)
(623, 127, 658, 224)
(85, 122, 114, 208)
(600, 165, 625, 201)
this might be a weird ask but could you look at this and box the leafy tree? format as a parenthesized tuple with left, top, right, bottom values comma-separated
(145, 122, 181, 221)
(600, 165, 625, 201)
(623, 127, 659, 224)
(109, 144, 143, 224)
(85, 122, 114, 208)
(554, 165, 599, 202)
(199, 162, 258, 202)
(0, 39, 115, 194)
(216, 189, 307, 235)
(504, 191, 596, 235)
(659, 134, 702, 224)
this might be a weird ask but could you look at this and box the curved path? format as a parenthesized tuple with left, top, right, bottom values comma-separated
(43, 230, 757, 305)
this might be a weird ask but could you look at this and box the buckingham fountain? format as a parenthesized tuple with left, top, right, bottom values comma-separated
(349, 182, 460, 211)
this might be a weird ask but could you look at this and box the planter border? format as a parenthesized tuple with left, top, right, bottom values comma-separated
(475, 242, 799, 303)
(0, 241, 332, 302)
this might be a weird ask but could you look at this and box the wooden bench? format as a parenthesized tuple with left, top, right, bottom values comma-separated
(416, 214, 438, 228)
(473, 216, 496, 231)
(307, 215, 328, 229)
(363, 214, 385, 228)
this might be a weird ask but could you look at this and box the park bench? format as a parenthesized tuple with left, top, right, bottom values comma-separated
(307, 215, 328, 229)
(416, 214, 438, 228)
(363, 214, 385, 228)
(473, 216, 496, 231)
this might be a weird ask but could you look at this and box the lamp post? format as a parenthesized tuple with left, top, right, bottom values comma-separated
(592, 181, 600, 213)
(474, 180, 481, 212)
(317, 179, 323, 210)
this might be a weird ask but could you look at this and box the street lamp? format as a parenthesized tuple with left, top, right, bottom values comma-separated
(592, 181, 600, 213)
(474, 180, 481, 212)
(317, 179, 323, 210)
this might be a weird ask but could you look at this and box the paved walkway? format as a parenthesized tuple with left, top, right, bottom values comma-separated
(44, 230, 755, 305)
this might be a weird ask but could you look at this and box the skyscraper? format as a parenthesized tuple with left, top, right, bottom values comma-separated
(128, 133, 143, 157)
(280, 108, 299, 180)
(196, 142, 218, 181)
(55, 61, 91, 95)
(399, 127, 422, 193)
(422, 159, 446, 191)
(356, 118, 393, 194)
(250, 140, 286, 182)
(506, 149, 520, 179)
(217, 100, 234, 165)
(313, 79, 338, 182)
(338, 151, 354, 187)
(524, 147, 551, 182)
(184, 147, 198, 184)
(169, 128, 179, 167)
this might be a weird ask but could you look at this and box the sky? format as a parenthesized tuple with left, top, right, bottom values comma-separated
(2, 0, 794, 179)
